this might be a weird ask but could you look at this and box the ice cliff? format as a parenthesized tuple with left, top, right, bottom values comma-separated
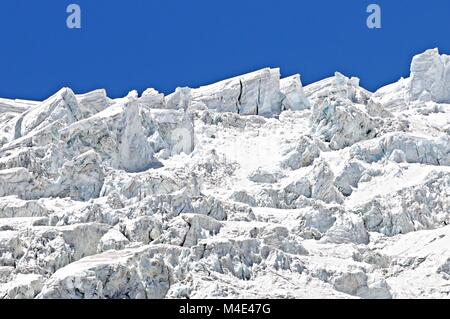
(0, 49, 449, 299)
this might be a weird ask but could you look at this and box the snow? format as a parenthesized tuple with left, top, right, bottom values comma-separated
(0, 48, 450, 299)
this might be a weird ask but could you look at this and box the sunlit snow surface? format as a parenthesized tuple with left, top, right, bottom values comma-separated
(0, 49, 449, 299)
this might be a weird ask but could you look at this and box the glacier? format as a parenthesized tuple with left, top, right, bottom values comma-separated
(0, 48, 449, 299)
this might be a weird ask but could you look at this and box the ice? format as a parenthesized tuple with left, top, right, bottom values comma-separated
(0, 49, 449, 299)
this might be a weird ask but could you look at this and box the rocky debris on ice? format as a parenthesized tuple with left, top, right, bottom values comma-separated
(0, 49, 450, 299)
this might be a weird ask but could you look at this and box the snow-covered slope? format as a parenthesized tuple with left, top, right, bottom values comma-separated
(0, 49, 449, 299)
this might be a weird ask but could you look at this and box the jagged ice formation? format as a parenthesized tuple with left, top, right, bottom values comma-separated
(0, 49, 449, 299)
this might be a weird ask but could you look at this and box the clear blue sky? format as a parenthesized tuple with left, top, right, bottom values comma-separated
(0, 0, 449, 100)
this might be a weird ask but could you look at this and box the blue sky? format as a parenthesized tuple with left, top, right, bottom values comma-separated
(0, 0, 449, 100)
